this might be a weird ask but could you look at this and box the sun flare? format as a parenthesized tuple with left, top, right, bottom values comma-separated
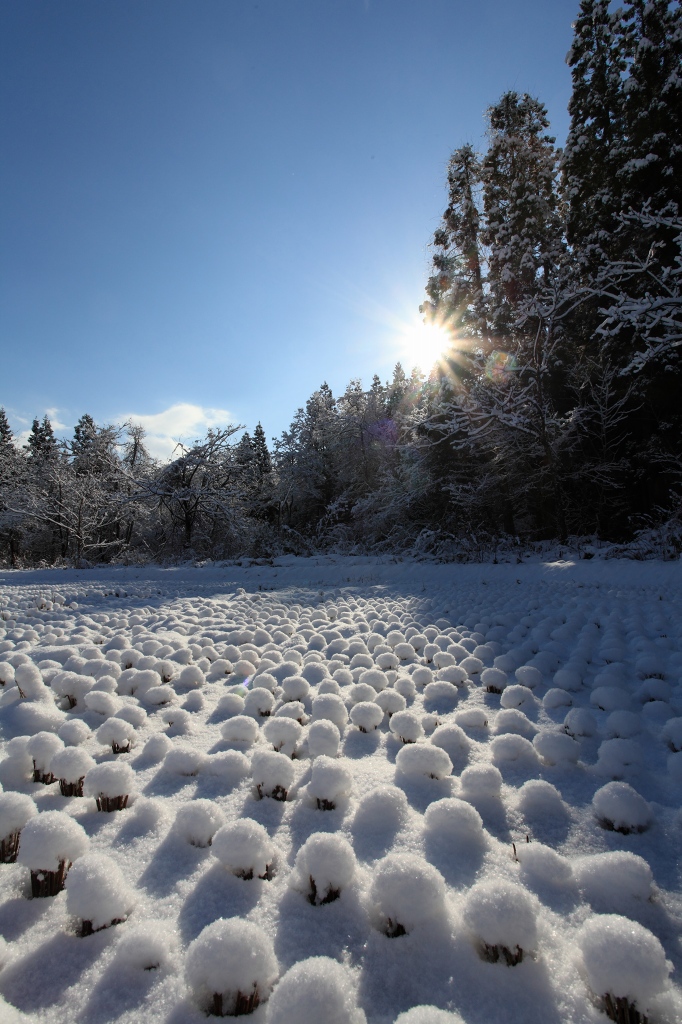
(398, 318, 451, 372)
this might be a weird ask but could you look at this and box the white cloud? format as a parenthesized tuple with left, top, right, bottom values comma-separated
(120, 403, 237, 460)
(45, 407, 67, 431)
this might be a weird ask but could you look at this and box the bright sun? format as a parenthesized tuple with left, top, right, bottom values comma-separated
(398, 319, 451, 372)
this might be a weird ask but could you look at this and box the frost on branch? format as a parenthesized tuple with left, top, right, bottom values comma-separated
(17, 810, 89, 897)
(184, 918, 278, 1016)
(578, 915, 672, 1024)
(266, 957, 366, 1024)
(65, 852, 135, 935)
(290, 831, 356, 905)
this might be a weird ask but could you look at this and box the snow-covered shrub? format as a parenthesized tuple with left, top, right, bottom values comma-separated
(543, 688, 572, 710)
(212, 819, 275, 880)
(290, 832, 356, 904)
(252, 671, 278, 694)
(375, 689, 406, 716)
(301, 662, 330, 685)
(385, 678, 412, 706)
(114, 920, 176, 971)
(178, 665, 205, 690)
(662, 717, 682, 752)
(350, 701, 383, 733)
(370, 854, 446, 936)
(430, 724, 470, 760)
(216, 693, 246, 718)
(0, 792, 36, 863)
(142, 733, 172, 762)
(263, 717, 302, 758)
(141, 684, 176, 708)
(281, 675, 310, 703)
(604, 710, 641, 739)
(590, 687, 631, 713)
(221, 715, 259, 746)
(553, 668, 582, 691)
(96, 717, 136, 754)
(115, 705, 147, 729)
(161, 707, 193, 735)
(437, 665, 468, 686)
(393, 1008, 465, 1024)
(348, 682, 378, 706)
(423, 681, 459, 706)
(593, 781, 652, 834)
(493, 708, 537, 739)
(266, 957, 366, 1024)
(516, 779, 565, 818)
(50, 746, 96, 797)
(668, 750, 682, 784)
(65, 852, 135, 935)
(172, 800, 224, 847)
(204, 750, 250, 784)
(244, 687, 275, 718)
(396, 744, 452, 781)
(353, 785, 407, 835)
(359, 668, 389, 691)
(578, 915, 671, 1023)
(563, 708, 597, 738)
(84, 761, 135, 812)
(84, 690, 120, 717)
(251, 750, 294, 801)
(163, 746, 207, 777)
(575, 852, 654, 909)
(91, 673, 118, 693)
(455, 707, 488, 730)
(533, 730, 580, 765)
(515, 842, 573, 888)
(376, 652, 399, 670)
(459, 764, 502, 800)
(424, 797, 485, 845)
(0, 662, 15, 687)
(26, 731, 64, 784)
(15, 663, 49, 700)
(308, 755, 352, 809)
(500, 685, 534, 710)
(412, 667, 433, 688)
(389, 710, 424, 744)
(185, 918, 278, 1016)
(515, 666, 542, 689)
(597, 738, 643, 778)
(18, 810, 89, 896)
(307, 720, 340, 758)
(460, 656, 483, 678)
(491, 734, 539, 766)
(463, 880, 537, 965)
(481, 667, 507, 693)
(310, 693, 348, 730)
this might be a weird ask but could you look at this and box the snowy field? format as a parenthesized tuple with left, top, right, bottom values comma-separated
(0, 556, 680, 1024)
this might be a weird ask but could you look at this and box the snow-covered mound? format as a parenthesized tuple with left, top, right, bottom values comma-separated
(0, 557, 680, 1023)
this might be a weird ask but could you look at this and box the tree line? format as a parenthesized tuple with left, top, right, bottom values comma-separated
(2, 0, 681, 565)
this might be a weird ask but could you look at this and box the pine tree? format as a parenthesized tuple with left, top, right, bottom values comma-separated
(425, 144, 488, 342)
(72, 413, 97, 459)
(0, 408, 12, 448)
(482, 92, 564, 339)
(252, 423, 272, 477)
(561, 1, 626, 266)
(25, 416, 58, 462)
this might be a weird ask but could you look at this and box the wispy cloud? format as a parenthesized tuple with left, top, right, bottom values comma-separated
(120, 403, 238, 460)
(45, 407, 67, 431)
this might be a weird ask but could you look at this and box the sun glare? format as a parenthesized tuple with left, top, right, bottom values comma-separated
(398, 319, 451, 372)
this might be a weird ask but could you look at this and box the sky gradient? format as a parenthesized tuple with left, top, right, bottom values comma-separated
(2, 0, 580, 458)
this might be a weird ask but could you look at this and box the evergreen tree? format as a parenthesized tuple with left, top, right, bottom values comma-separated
(252, 423, 272, 477)
(482, 92, 564, 339)
(561, 1, 626, 265)
(25, 415, 58, 462)
(0, 408, 12, 448)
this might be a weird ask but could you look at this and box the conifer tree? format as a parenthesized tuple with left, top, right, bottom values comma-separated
(0, 408, 12, 448)
(252, 423, 272, 477)
(25, 416, 58, 462)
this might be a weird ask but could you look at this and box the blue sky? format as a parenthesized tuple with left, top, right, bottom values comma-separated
(2, 0, 579, 458)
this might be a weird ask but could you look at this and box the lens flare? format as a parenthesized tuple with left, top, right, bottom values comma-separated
(485, 349, 517, 381)
(398, 318, 452, 372)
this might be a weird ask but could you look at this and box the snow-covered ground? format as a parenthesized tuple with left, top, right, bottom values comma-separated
(0, 556, 680, 1024)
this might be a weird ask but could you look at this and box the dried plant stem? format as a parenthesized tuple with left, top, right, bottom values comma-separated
(59, 777, 85, 797)
(209, 985, 260, 1017)
(481, 942, 524, 966)
(95, 794, 129, 812)
(32, 763, 55, 785)
(307, 875, 340, 906)
(603, 993, 648, 1024)
(0, 830, 20, 864)
(385, 917, 407, 938)
(30, 859, 71, 898)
